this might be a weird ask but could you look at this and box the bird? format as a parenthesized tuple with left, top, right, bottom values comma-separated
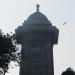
(63, 21, 67, 25)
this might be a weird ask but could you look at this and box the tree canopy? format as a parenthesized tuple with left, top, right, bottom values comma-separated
(62, 67, 75, 75)
(0, 30, 18, 75)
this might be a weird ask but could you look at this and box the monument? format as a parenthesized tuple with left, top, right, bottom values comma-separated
(15, 5, 59, 75)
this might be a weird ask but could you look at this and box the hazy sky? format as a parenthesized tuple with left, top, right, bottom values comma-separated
(0, 0, 75, 75)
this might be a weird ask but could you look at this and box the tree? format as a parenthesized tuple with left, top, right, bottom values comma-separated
(62, 67, 75, 75)
(0, 30, 17, 75)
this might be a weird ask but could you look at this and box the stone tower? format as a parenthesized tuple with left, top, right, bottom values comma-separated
(15, 5, 59, 75)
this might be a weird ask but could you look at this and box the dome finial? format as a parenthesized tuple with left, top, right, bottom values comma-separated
(36, 4, 40, 12)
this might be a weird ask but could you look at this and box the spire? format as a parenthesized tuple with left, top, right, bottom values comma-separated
(36, 4, 40, 12)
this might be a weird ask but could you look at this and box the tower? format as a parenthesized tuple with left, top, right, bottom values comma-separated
(15, 5, 59, 75)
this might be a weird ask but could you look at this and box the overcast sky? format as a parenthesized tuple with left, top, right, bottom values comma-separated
(0, 0, 75, 75)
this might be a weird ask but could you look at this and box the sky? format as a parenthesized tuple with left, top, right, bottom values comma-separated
(0, 0, 75, 75)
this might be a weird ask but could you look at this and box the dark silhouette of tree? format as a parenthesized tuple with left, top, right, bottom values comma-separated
(12, 34, 21, 65)
(62, 67, 75, 75)
(0, 30, 18, 75)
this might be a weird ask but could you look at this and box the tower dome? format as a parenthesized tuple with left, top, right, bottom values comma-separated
(24, 4, 50, 25)
(26, 11, 50, 25)
(15, 4, 59, 44)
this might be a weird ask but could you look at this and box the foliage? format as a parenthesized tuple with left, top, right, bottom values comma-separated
(0, 30, 19, 75)
(62, 67, 75, 75)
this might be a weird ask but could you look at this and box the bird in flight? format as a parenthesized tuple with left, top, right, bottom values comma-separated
(63, 21, 67, 25)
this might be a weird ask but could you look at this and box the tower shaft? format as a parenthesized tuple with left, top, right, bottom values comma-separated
(20, 40, 54, 75)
